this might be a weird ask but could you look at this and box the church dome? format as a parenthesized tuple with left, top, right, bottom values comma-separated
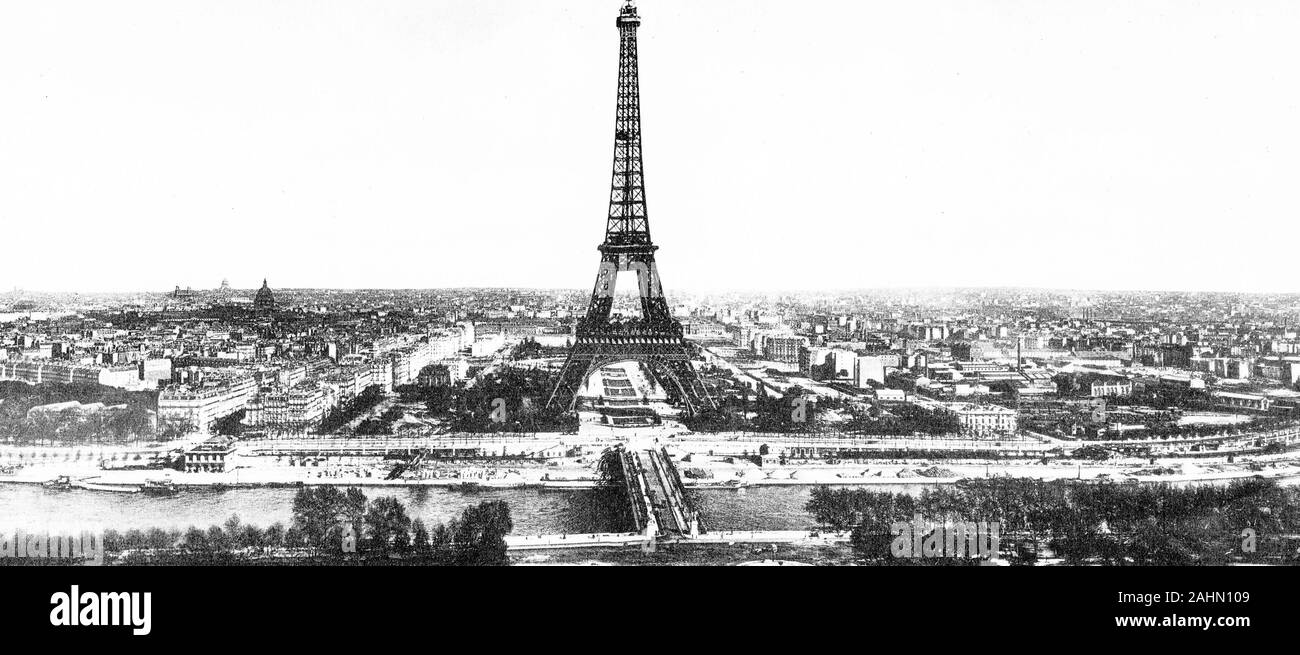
(254, 279, 275, 311)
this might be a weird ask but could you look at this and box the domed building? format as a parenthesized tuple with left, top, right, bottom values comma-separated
(254, 279, 275, 312)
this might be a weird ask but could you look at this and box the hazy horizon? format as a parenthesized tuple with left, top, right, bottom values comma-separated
(8, 282, 1300, 300)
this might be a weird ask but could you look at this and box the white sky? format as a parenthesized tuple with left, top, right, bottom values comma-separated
(2, 1, 1299, 294)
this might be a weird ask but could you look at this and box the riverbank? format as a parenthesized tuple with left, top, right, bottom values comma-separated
(7, 458, 1300, 492)
(676, 456, 1300, 488)
(8, 432, 1300, 492)
(0, 469, 602, 490)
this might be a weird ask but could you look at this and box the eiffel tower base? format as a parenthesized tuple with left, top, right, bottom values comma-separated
(547, 338, 715, 416)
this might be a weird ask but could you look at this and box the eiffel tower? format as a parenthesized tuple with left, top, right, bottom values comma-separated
(547, 2, 716, 415)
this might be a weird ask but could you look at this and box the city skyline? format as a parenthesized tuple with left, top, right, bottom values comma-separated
(7, 0, 1300, 598)
(15, 281, 1300, 299)
(4, 1, 1300, 294)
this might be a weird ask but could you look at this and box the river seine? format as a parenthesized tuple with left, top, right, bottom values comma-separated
(0, 483, 935, 534)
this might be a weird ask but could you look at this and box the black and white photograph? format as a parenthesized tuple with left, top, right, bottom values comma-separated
(1, 0, 1297, 641)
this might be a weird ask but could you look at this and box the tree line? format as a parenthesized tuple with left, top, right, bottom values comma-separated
(681, 385, 820, 433)
(100, 488, 513, 565)
(841, 402, 960, 436)
(318, 385, 386, 434)
(0, 381, 157, 445)
(355, 406, 405, 435)
(682, 384, 958, 436)
(806, 478, 1300, 565)
(408, 367, 577, 433)
(508, 338, 569, 360)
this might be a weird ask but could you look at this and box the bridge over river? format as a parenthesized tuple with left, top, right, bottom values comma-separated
(621, 446, 699, 538)
(503, 444, 697, 551)
(504, 444, 851, 552)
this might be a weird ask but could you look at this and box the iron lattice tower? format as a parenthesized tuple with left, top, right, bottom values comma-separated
(547, 2, 716, 415)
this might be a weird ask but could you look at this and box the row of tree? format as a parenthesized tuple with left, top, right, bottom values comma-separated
(439, 368, 577, 433)
(355, 406, 405, 435)
(681, 385, 820, 433)
(508, 338, 569, 361)
(682, 385, 959, 436)
(101, 488, 514, 565)
(0, 382, 158, 445)
(290, 486, 513, 564)
(212, 409, 247, 436)
(318, 385, 386, 434)
(806, 478, 1300, 565)
(0, 381, 159, 418)
(841, 403, 960, 435)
